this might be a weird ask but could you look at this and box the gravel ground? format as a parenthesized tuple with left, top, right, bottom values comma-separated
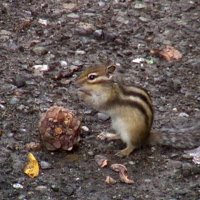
(0, 0, 200, 200)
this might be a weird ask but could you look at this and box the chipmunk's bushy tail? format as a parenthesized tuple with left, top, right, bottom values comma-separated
(148, 123, 200, 149)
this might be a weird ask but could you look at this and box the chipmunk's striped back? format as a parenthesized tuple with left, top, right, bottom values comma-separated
(118, 84, 153, 130)
(104, 83, 153, 134)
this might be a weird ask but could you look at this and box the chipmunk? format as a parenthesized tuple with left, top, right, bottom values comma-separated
(75, 63, 154, 157)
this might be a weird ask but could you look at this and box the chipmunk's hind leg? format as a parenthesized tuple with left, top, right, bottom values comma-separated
(115, 143, 135, 157)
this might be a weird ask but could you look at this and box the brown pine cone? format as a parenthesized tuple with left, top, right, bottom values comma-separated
(39, 106, 81, 151)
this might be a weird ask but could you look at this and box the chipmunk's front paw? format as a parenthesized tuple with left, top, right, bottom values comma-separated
(97, 132, 120, 141)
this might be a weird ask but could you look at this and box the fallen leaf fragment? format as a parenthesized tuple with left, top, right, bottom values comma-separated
(151, 45, 182, 61)
(110, 164, 134, 184)
(95, 155, 109, 168)
(105, 176, 117, 185)
(24, 153, 40, 178)
(119, 171, 134, 184)
(111, 163, 127, 173)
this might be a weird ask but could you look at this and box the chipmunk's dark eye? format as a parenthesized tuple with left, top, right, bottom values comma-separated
(88, 74, 97, 80)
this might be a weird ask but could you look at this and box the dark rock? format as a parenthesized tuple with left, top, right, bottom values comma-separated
(13, 75, 26, 88)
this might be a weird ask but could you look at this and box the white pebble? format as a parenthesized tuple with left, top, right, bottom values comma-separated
(0, 104, 6, 110)
(33, 65, 49, 71)
(132, 58, 145, 63)
(35, 185, 48, 191)
(97, 112, 110, 121)
(115, 62, 121, 67)
(81, 126, 89, 132)
(75, 50, 86, 55)
(40, 161, 52, 169)
(38, 19, 48, 26)
(128, 161, 135, 165)
(144, 179, 151, 183)
(60, 60, 68, 67)
(98, 1, 106, 7)
(179, 112, 189, 118)
(13, 183, 23, 189)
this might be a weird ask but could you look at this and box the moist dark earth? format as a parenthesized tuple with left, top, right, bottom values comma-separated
(0, 0, 200, 200)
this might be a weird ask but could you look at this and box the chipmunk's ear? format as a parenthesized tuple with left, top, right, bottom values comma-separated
(106, 64, 116, 75)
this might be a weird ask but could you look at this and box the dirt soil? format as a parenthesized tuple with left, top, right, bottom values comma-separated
(0, 0, 200, 200)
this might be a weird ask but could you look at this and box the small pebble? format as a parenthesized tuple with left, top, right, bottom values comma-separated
(13, 183, 23, 189)
(51, 184, 59, 192)
(170, 153, 179, 158)
(32, 46, 48, 55)
(8, 132, 14, 137)
(88, 151, 94, 156)
(33, 65, 49, 76)
(116, 16, 129, 24)
(60, 60, 68, 67)
(172, 108, 178, 112)
(128, 161, 135, 165)
(181, 162, 192, 170)
(17, 194, 26, 200)
(69, 65, 79, 71)
(182, 154, 192, 159)
(72, 60, 83, 66)
(139, 16, 149, 22)
(81, 126, 89, 132)
(19, 128, 27, 133)
(151, 146, 156, 152)
(97, 112, 110, 121)
(179, 112, 189, 118)
(17, 104, 26, 111)
(93, 29, 103, 38)
(67, 13, 79, 19)
(63, 3, 77, 10)
(98, 1, 106, 7)
(158, 106, 165, 112)
(38, 18, 48, 26)
(40, 161, 52, 169)
(134, 3, 146, 9)
(10, 97, 20, 105)
(84, 109, 93, 115)
(144, 179, 151, 183)
(64, 186, 75, 196)
(0, 104, 6, 110)
(0, 30, 12, 36)
(35, 185, 48, 192)
(75, 50, 86, 55)
(13, 75, 26, 88)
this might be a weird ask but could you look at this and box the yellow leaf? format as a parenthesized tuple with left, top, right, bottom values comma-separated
(24, 153, 40, 178)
